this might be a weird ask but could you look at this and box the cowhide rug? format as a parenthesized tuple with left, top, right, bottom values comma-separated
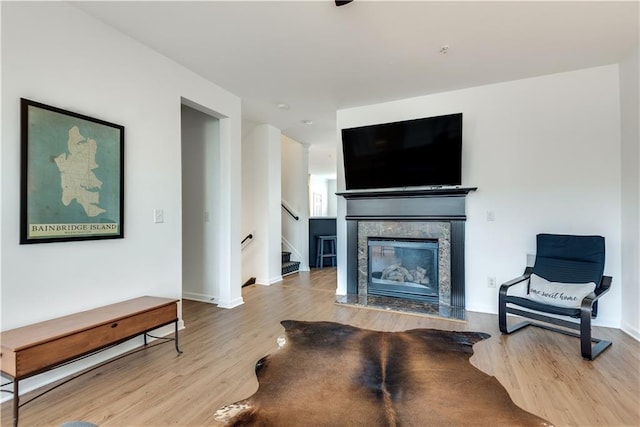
(214, 320, 552, 426)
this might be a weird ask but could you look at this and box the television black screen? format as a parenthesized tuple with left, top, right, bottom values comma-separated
(341, 113, 462, 191)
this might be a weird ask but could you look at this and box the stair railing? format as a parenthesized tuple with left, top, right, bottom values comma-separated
(241, 233, 256, 287)
(281, 201, 300, 221)
(242, 277, 256, 288)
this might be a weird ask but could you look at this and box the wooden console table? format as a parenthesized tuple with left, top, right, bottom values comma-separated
(0, 296, 181, 426)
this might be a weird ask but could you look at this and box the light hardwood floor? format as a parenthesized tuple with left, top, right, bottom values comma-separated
(2, 268, 639, 426)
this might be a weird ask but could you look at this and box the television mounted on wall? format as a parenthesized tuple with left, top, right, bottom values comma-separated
(341, 113, 463, 191)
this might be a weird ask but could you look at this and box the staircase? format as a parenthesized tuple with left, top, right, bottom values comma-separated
(282, 251, 300, 276)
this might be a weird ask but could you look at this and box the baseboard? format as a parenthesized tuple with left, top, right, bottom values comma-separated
(591, 315, 620, 329)
(621, 320, 640, 341)
(184, 292, 244, 309)
(465, 303, 495, 315)
(256, 275, 283, 285)
(182, 291, 216, 303)
(217, 297, 244, 309)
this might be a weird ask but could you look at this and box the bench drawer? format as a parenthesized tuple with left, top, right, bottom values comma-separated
(15, 304, 176, 377)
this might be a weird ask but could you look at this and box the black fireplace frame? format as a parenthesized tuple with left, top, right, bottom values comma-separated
(339, 187, 476, 312)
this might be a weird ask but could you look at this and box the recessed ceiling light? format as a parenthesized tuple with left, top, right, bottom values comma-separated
(302, 120, 313, 125)
(276, 103, 290, 110)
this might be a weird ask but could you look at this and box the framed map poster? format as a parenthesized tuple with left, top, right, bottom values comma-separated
(20, 98, 124, 244)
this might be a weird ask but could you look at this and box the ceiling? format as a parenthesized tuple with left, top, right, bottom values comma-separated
(72, 1, 638, 176)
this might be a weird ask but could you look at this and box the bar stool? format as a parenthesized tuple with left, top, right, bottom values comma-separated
(315, 235, 337, 269)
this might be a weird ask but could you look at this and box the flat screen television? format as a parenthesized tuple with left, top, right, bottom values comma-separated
(341, 113, 462, 191)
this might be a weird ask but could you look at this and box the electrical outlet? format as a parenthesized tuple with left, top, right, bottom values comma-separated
(486, 210, 495, 222)
(487, 277, 497, 288)
(154, 209, 164, 223)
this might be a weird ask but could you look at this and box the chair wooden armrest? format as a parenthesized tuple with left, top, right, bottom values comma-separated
(581, 275, 612, 318)
(597, 275, 612, 294)
(498, 267, 533, 296)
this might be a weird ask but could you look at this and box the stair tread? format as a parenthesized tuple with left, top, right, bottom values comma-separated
(282, 261, 300, 266)
(282, 257, 301, 276)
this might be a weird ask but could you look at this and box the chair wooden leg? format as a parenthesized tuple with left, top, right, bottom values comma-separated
(498, 288, 509, 333)
(501, 317, 532, 335)
(580, 305, 612, 360)
(498, 295, 532, 335)
(580, 306, 592, 359)
(499, 288, 531, 334)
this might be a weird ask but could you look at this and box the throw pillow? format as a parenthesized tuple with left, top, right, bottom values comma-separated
(528, 273, 596, 308)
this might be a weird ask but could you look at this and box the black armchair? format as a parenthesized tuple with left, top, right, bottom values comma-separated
(498, 233, 612, 360)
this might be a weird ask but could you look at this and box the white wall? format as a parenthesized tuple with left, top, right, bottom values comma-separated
(327, 179, 338, 217)
(242, 124, 283, 285)
(308, 143, 337, 179)
(309, 176, 338, 218)
(620, 46, 640, 339)
(309, 175, 329, 217)
(281, 135, 310, 271)
(337, 65, 623, 328)
(181, 105, 221, 302)
(241, 121, 260, 284)
(1, 1, 242, 394)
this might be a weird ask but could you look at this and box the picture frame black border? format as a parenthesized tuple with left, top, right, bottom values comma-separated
(20, 98, 125, 244)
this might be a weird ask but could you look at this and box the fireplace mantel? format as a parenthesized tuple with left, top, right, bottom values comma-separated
(337, 186, 477, 199)
(338, 187, 477, 222)
(339, 186, 476, 319)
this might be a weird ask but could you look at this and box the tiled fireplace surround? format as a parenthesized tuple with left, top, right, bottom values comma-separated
(338, 187, 476, 320)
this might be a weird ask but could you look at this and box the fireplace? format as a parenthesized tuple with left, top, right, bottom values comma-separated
(368, 238, 439, 302)
(338, 187, 476, 320)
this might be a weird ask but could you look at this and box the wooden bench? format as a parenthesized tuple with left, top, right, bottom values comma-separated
(0, 296, 181, 426)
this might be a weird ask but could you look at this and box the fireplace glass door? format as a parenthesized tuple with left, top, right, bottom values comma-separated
(368, 238, 438, 302)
